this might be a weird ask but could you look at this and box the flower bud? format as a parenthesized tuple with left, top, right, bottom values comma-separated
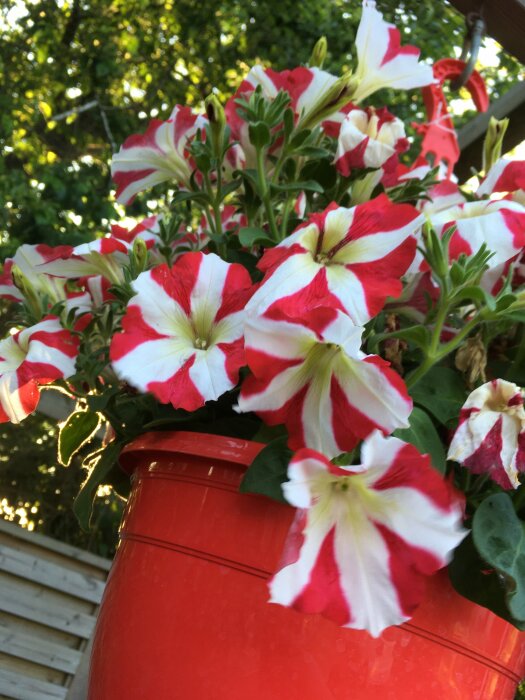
(299, 71, 354, 130)
(11, 264, 41, 314)
(205, 94, 226, 156)
(309, 37, 327, 68)
(132, 238, 148, 273)
(482, 116, 509, 175)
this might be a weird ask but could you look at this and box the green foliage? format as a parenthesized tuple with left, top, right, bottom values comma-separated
(473, 493, 525, 625)
(74, 441, 124, 530)
(393, 406, 447, 473)
(0, 412, 122, 557)
(58, 409, 101, 466)
(409, 366, 466, 427)
(240, 436, 292, 502)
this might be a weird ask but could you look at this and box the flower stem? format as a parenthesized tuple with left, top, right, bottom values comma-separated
(256, 147, 280, 242)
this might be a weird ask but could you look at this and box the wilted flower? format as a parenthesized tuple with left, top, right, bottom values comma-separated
(448, 379, 525, 489)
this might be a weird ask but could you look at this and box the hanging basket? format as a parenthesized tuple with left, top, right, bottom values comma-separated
(88, 431, 525, 699)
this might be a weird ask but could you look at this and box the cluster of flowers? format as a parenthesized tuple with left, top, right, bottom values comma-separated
(2, 0, 525, 637)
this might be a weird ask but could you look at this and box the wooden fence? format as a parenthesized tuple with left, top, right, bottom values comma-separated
(0, 519, 111, 700)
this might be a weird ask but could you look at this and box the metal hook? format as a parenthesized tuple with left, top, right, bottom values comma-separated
(450, 12, 486, 91)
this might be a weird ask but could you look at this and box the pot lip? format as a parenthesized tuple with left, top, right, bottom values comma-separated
(118, 430, 265, 473)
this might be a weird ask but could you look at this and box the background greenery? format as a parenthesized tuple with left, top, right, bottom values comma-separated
(0, 0, 522, 555)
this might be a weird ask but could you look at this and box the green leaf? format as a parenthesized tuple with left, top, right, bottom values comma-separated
(73, 442, 123, 530)
(393, 407, 446, 473)
(368, 325, 430, 352)
(248, 121, 271, 148)
(240, 436, 291, 503)
(238, 226, 275, 248)
(270, 179, 324, 194)
(58, 411, 101, 466)
(410, 367, 466, 426)
(448, 534, 525, 630)
(473, 493, 525, 623)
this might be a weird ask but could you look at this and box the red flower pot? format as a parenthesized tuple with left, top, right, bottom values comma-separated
(88, 431, 525, 699)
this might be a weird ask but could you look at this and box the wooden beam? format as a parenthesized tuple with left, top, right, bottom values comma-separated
(448, 0, 525, 64)
(455, 82, 525, 180)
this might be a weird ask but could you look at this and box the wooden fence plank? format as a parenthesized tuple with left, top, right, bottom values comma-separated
(0, 544, 105, 604)
(0, 625, 82, 675)
(0, 521, 112, 572)
(0, 584, 96, 639)
(0, 668, 67, 700)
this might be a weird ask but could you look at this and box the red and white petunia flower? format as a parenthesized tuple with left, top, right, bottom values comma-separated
(111, 106, 207, 205)
(430, 198, 525, 266)
(335, 107, 408, 176)
(110, 215, 162, 250)
(110, 253, 254, 411)
(0, 317, 79, 424)
(429, 199, 525, 294)
(237, 307, 412, 457)
(0, 260, 24, 302)
(38, 237, 130, 284)
(351, 0, 434, 104)
(448, 379, 525, 490)
(477, 158, 525, 198)
(246, 196, 422, 325)
(226, 65, 350, 165)
(1, 244, 75, 303)
(269, 431, 466, 636)
(405, 181, 466, 275)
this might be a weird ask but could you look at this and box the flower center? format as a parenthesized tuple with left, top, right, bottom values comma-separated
(315, 252, 331, 265)
(194, 337, 208, 350)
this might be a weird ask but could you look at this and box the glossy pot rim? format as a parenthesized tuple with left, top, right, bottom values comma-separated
(118, 430, 265, 473)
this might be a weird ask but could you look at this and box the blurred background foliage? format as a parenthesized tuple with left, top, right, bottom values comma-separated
(0, 0, 522, 555)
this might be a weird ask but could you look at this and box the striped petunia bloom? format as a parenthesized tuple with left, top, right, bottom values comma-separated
(246, 196, 422, 325)
(110, 253, 254, 411)
(225, 65, 350, 165)
(0, 260, 24, 302)
(111, 106, 207, 204)
(335, 107, 408, 176)
(448, 379, 525, 490)
(429, 199, 525, 294)
(37, 237, 131, 284)
(0, 317, 79, 424)
(477, 158, 525, 197)
(269, 432, 467, 636)
(237, 307, 412, 457)
(1, 244, 75, 303)
(350, 0, 434, 104)
(110, 215, 162, 249)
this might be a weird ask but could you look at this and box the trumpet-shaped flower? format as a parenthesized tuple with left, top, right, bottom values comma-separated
(477, 158, 525, 197)
(430, 199, 525, 267)
(237, 307, 412, 457)
(351, 1, 434, 104)
(38, 237, 131, 284)
(111, 106, 207, 204)
(335, 107, 408, 176)
(0, 244, 75, 303)
(269, 432, 466, 636)
(448, 379, 525, 489)
(110, 253, 254, 411)
(110, 215, 162, 249)
(226, 65, 351, 165)
(0, 317, 79, 424)
(246, 197, 421, 325)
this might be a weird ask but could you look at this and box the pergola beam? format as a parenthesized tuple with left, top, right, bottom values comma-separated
(448, 0, 525, 64)
(455, 81, 525, 180)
